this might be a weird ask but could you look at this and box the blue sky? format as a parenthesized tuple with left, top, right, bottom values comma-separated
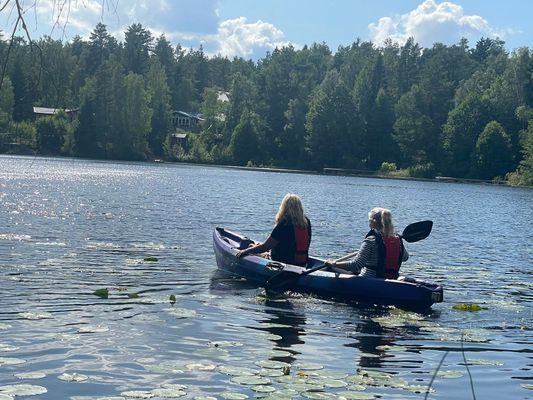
(2, 0, 531, 59)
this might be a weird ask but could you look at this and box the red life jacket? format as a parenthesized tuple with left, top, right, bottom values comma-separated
(366, 230, 404, 279)
(382, 235, 402, 279)
(293, 225, 310, 266)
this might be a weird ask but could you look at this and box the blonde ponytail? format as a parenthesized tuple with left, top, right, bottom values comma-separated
(369, 207, 395, 236)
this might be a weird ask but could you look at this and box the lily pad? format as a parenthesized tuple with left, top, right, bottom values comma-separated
(168, 308, 197, 319)
(301, 392, 338, 399)
(0, 357, 26, 366)
(255, 360, 290, 369)
(186, 363, 217, 371)
(453, 303, 482, 311)
(15, 372, 46, 379)
(93, 288, 109, 299)
(465, 358, 503, 366)
(143, 257, 159, 262)
(521, 384, 533, 390)
(58, 372, 88, 382)
(436, 370, 463, 378)
(18, 311, 52, 320)
(294, 362, 323, 371)
(209, 340, 243, 348)
(336, 392, 376, 399)
(220, 392, 248, 399)
(151, 388, 186, 398)
(230, 375, 270, 385)
(250, 385, 276, 393)
(0, 324, 12, 330)
(78, 324, 109, 333)
(0, 384, 47, 396)
(217, 366, 256, 376)
(120, 390, 154, 398)
(0, 394, 13, 400)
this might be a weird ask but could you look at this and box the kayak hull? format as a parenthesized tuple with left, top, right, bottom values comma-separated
(213, 227, 444, 310)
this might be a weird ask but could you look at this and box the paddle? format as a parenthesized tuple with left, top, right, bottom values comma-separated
(265, 220, 433, 294)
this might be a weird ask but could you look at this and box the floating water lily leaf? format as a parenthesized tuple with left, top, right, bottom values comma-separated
(521, 384, 533, 390)
(142, 361, 185, 374)
(453, 303, 482, 311)
(255, 360, 290, 369)
(0, 324, 12, 330)
(168, 308, 197, 319)
(436, 370, 463, 378)
(319, 371, 349, 380)
(256, 332, 283, 341)
(309, 378, 348, 388)
(58, 372, 88, 382)
(169, 294, 176, 304)
(209, 340, 243, 348)
(220, 391, 248, 399)
(93, 288, 109, 299)
(0, 384, 47, 396)
(0, 394, 13, 400)
(217, 366, 256, 376)
(258, 368, 285, 377)
(0, 357, 26, 366)
(285, 382, 324, 392)
(230, 375, 270, 385)
(143, 257, 159, 262)
(301, 392, 338, 399)
(18, 311, 53, 320)
(193, 396, 217, 400)
(120, 390, 154, 398)
(465, 358, 503, 366)
(193, 347, 229, 360)
(294, 363, 323, 371)
(336, 391, 375, 399)
(78, 324, 109, 333)
(250, 384, 276, 393)
(160, 384, 187, 391)
(127, 293, 139, 298)
(15, 372, 46, 379)
(151, 388, 186, 397)
(186, 363, 217, 371)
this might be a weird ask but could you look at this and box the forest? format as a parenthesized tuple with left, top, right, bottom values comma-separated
(0, 22, 532, 185)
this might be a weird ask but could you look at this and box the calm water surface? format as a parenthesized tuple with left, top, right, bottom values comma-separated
(0, 155, 531, 400)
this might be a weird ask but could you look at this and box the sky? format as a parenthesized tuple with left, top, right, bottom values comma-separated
(2, 0, 532, 60)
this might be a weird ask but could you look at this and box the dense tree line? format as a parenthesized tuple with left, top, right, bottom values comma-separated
(0, 23, 532, 185)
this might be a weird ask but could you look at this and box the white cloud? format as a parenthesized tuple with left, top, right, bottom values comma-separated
(6, 0, 290, 59)
(209, 17, 291, 58)
(369, 0, 501, 48)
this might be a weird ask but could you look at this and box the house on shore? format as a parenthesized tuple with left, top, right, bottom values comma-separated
(170, 111, 205, 147)
(33, 107, 79, 120)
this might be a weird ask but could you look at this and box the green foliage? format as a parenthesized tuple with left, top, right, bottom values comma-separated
(1, 28, 531, 185)
(379, 162, 397, 173)
(408, 162, 436, 178)
(230, 109, 260, 165)
(507, 120, 533, 185)
(472, 121, 514, 179)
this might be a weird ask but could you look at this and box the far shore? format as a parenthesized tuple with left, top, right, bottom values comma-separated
(2, 152, 526, 187)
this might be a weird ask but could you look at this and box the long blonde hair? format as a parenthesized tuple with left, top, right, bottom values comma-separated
(368, 207, 395, 236)
(275, 193, 308, 228)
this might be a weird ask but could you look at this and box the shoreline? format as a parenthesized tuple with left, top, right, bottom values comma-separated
(1, 152, 527, 187)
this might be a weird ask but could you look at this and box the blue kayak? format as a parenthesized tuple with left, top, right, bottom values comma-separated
(213, 227, 444, 309)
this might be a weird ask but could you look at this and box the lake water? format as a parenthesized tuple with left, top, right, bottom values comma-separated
(0, 155, 531, 400)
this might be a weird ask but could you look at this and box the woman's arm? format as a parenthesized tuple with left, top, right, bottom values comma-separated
(328, 237, 375, 271)
(236, 236, 278, 258)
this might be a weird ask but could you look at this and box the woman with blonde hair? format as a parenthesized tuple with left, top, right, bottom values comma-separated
(236, 193, 312, 266)
(327, 207, 408, 278)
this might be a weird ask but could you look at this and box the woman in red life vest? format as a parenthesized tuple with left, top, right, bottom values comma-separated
(327, 207, 408, 278)
(236, 193, 312, 266)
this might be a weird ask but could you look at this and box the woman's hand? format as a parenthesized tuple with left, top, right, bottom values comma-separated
(325, 260, 337, 268)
